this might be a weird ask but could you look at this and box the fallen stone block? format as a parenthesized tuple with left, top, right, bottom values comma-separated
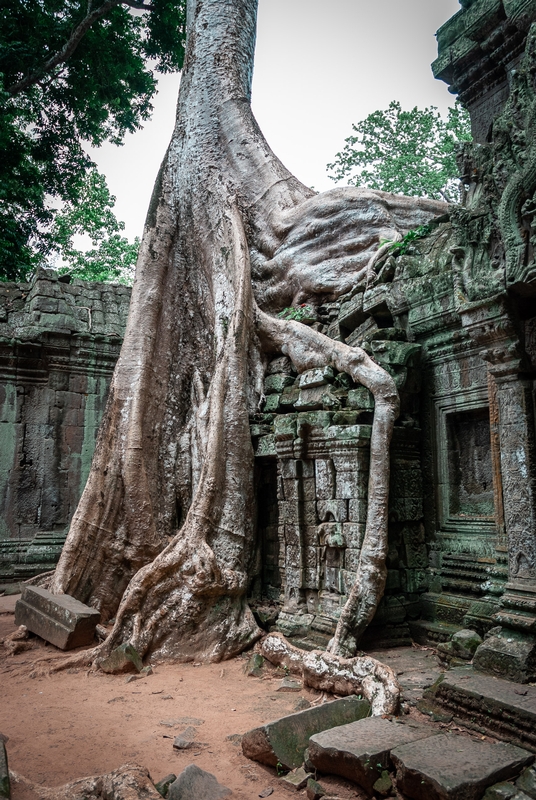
(173, 727, 198, 750)
(308, 716, 435, 795)
(241, 695, 370, 770)
(0, 740, 9, 799)
(167, 764, 231, 799)
(306, 778, 326, 799)
(451, 629, 482, 659)
(99, 642, 143, 674)
(517, 764, 536, 798)
(482, 783, 521, 800)
(276, 677, 302, 692)
(280, 767, 312, 790)
(474, 636, 536, 684)
(14, 586, 100, 650)
(245, 653, 264, 677)
(391, 732, 533, 800)
(155, 773, 177, 798)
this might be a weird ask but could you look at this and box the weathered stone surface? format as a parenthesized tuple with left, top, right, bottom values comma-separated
(275, 678, 302, 692)
(167, 765, 231, 800)
(14, 585, 100, 650)
(0, 273, 131, 582)
(451, 629, 483, 659)
(99, 642, 143, 674)
(308, 716, 435, 794)
(424, 667, 536, 751)
(155, 774, 177, 798)
(373, 770, 394, 796)
(280, 767, 312, 790)
(173, 727, 197, 750)
(265, 374, 295, 395)
(474, 636, 536, 684)
(306, 778, 326, 800)
(391, 733, 533, 800)
(299, 367, 334, 389)
(482, 783, 518, 800)
(0, 740, 9, 800)
(516, 764, 536, 798)
(244, 653, 264, 677)
(241, 695, 370, 770)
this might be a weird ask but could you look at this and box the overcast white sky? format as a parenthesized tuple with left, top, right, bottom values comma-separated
(89, 0, 461, 241)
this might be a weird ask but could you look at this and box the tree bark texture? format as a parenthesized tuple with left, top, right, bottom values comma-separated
(51, 0, 446, 663)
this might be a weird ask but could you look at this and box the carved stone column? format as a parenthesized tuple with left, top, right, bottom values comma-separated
(460, 295, 536, 680)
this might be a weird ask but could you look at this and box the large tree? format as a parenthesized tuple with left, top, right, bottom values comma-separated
(50, 0, 445, 670)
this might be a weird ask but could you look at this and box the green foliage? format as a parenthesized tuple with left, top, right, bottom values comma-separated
(0, 0, 186, 281)
(327, 100, 472, 203)
(277, 304, 316, 322)
(380, 224, 434, 256)
(51, 168, 139, 284)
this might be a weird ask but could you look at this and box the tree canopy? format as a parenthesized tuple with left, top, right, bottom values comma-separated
(327, 101, 472, 203)
(51, 168, 139, 284)
(0, 0, 186, 282)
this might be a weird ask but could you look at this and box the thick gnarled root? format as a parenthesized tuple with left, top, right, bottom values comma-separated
(259, 633, 399, 716)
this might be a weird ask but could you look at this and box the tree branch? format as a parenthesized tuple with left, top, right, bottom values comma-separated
(7, 0, 152, 96)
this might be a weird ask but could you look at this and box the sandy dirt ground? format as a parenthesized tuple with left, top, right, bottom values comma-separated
(0, 595, 449, 799)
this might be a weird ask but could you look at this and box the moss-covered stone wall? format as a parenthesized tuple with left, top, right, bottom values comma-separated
(0, 269, 130, 581)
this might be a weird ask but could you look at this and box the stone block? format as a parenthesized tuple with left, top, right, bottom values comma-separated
(482, 782, 518, 800)
(391, 732, 533, 800)
(15, 586, 100, 650)
(451, 629, 483, 659)
(280, 767, 312, 789)
(516, 764, 536, 798)
(474, 635, 536, 683)
(99, 643, 143, 674)
(308, 716, 435, 794)
(263, 394, 281, 413)
(299, 367, 334, 389)
(348, 497, 367, 522)
(167, 765, 231, 800)
(154, 773, 176, 798)
(306, 778, 326, 800)
(335, 471, 357, 499)
(317, 499, 347, 522)
(0, 740, 9, 800)
(315, 459, 335, 500)
(241, 695, 370, 770)
(347, 386, 374, 411)
(265, 374, 295, 395)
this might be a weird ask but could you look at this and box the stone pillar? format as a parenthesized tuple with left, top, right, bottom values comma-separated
(461, 295, 536, 680)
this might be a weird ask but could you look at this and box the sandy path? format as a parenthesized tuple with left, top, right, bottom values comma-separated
(0, 604, 364, 799)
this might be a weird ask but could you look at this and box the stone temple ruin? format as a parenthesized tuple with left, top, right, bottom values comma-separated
(2, 0, 536, 686)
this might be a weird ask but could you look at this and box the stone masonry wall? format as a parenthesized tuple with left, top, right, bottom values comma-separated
(0, 269, 130, 581)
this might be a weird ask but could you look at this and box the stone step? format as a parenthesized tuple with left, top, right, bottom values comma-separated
(391, 732, 533, 800)
(423, 667, 536, 752)
(241, 695, 370, 771)
(307, 716, 436, 795)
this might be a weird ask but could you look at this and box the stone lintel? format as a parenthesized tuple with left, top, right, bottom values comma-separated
(15, 585, 100, 650)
